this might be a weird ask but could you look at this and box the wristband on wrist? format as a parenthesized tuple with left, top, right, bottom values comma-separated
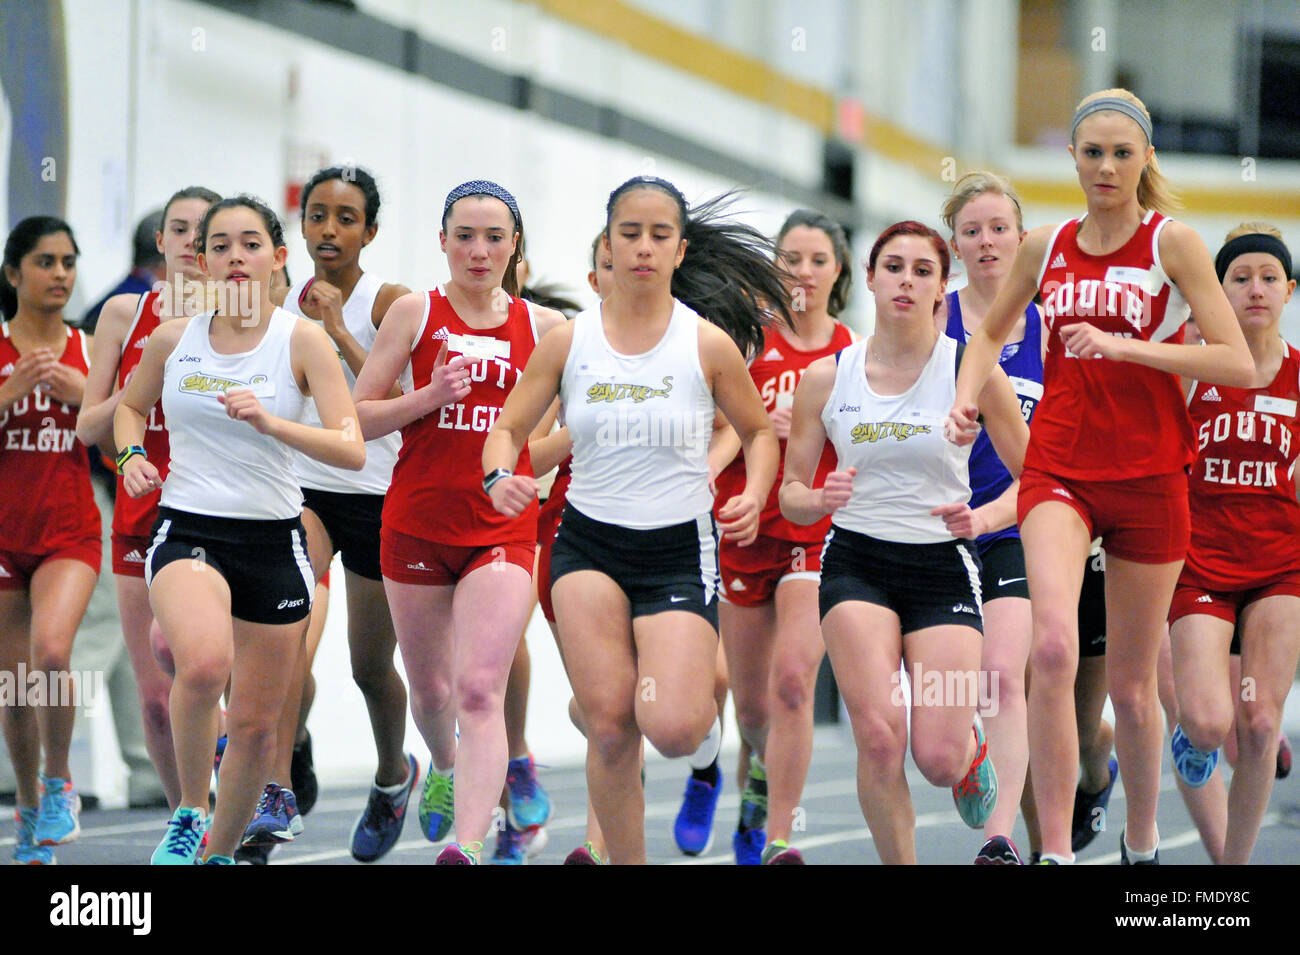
(482, 468, 512, 496)
(116, 445, 146, 475)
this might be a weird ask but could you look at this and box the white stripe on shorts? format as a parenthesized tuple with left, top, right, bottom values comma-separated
(696, 513, 718, 607)
(290, 527, 315, 607)
(956, 542, 983, 615)
(144, 518, 172, 588)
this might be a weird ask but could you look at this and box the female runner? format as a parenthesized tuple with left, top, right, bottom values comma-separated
(708, 208, 855, 865)
(352, 180, 566, 865)
(939, 172, 1042, 864)
(76, 185, 220, 812)
(781, 220, 1029, 864)
(946, 88, 1253, 864)
(0, 217, 97, 864)
(1168, 223, 1300, 864)
(484, 177, 792, 864)
(116, 195, 364, 864)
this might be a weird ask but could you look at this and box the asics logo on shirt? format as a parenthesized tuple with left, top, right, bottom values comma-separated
(850, 421, 932, 444)
(177, 354, 200, 363)
(585, 376, 674, 404)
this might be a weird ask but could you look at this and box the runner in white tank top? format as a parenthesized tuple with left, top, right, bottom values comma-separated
(269, 166, 416, 864)
(116, 197, 363, 866)
(483, 176, 797, 864)
(781, 221, 1028, 864)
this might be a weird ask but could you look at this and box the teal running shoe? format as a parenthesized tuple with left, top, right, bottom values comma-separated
(505, 754, 552, 829)
(151, 807, 208, 865)
(952, 714, 998, 829)
(14, 808, 54, 865)
(490, 821, 528, 865)
(35, 775, 80, 846)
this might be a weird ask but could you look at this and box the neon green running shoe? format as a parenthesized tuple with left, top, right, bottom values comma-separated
(419, 767, 455, 842)
(739, 754, 768, 831)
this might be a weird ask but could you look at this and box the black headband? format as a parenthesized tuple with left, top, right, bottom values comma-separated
(1215, 233, 1293, 284)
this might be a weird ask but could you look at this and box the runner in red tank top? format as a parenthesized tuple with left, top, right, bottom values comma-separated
(0, 216, 98, 863)
(75, 186, 219, 812)
(946, 88, 1254, 865)
(1168, 224, 1300, 863)
(708, 209, 855, 865)
(353, 181, 567, 865)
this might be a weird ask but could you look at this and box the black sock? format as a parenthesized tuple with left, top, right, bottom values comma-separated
(691, 760, 719, 787)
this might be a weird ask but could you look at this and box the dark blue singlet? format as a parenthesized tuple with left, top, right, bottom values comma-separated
(944, 290, 1044, 554)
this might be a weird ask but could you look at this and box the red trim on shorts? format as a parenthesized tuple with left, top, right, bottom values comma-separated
(719, 535, 823, 607)
(381, 526, 534, 586)
(1018, 468, 1189, 565)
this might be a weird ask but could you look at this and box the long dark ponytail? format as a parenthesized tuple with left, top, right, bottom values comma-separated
(605, 177, 794, 358)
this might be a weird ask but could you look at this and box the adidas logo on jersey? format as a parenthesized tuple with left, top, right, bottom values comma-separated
(133, 335, 150, 349)
(122, 550, 146, 564)
(0, 565, 10, 577)
(432, 327, 450, 341)
(1052, 487, 1073, 499)
(1050, 253, 1067, 270)
(0, 363, 13, 376)
(406, 561, 429, 570)
(763, 348, 783, 362)
(1202, 387, 1222, 402)
(729, 578, 747, 592)
(1196, 594, 1214, 604)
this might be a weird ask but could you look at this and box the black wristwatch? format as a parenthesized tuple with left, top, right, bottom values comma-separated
(483, 468, 512, 496)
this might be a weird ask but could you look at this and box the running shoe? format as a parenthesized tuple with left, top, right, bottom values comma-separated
(34, 775, 81, 846)
(290, 731, 319, 816)
(522, 823, 549, 859)
(13, 808, 54, 865)
(673, 768, 722, 856)
(505, 753, 552, 829)
(435, 841, 481, 865)
(760, 839, 804, 865)
(199, 854, 235, 865)
(733, 826, 765, 865)
(952, 714, 998, 829)
(1278, 734, 1292, 780)
(213, 734, 227, 784)
(1035, 857, 1059, 865)
(351, 753, 419, 863)
(419, 767, 455, 842)
(973, 835, 1022, 865)
(1071, 756, 1118, 852)
(738, 753, 768, 831)
(234, 843, 273, 865)
(490, 821, 527, 865)
(242, 783, 296, 846)
(151, 807, 208, 865)
(1120, 831, 1159, 866)
(282, 787, 305, 837)
(1170, 723, 1218, 788)
(563, 842, 607, 865)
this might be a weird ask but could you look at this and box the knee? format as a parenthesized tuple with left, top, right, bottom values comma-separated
(454, 672, 501, 719)
(350, 657, 394, 699)
(586, 709, 639, 763)
(408, 673, 453, 715)
(1029, 621, 1076, 681)
(911, 731, 970, 787)
(225, 711, 278, 761)
(1107, 675, 1159, 724)
(772, 658, 814, 713)
(732, 692, 768, 741)
(848, 708, 906, 772)
(29, 640, 70, 674)
(174, 652, 230, 700)
(138, 691, 172, 738)
(1180, 702, 1234, 753)
(1235, 702, 1281, 757)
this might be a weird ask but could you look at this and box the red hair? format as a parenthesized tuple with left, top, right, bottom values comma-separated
(867, 220, 950, 282)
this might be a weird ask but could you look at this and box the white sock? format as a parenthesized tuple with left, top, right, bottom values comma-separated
(1124, 832, 1158, 862)
(687, 717, 723, 771)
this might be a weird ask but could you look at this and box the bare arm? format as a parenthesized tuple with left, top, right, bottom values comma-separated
(271, 321, 366, 470)
(1059, 222, 1252, 387)
(115, 319, 186, 497)
(779, 356, 846, 525)
(702, 323, 777, 546)
(76, 293, 136, 452)
(352, 292, 471, 439)
(949, 227, 1049, 443)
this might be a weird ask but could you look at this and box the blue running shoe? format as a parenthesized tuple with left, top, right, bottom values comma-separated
(35, 775, 81, 846)
(673, 768, 722, 856)
(14, 808, 54, 865)
(282, 788, 305, 837)
(505, 753, 552, 829)
(213, 735, 227, 786)
(419, 767, 455, 842)
(733, 826, 765, 865)
(1072, 757, 1118, 852)
(952, 714, 998, 829)
(242, 783, 295, 847)
(351, 753, 419, 863)
(151, 807, 208, 865)
(1171, 724, 1219, 788)
(490, 821, 528, 865)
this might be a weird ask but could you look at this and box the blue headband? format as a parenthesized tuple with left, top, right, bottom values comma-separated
(1071, 97, 1153, 144)
(442, 180, 520, 229)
